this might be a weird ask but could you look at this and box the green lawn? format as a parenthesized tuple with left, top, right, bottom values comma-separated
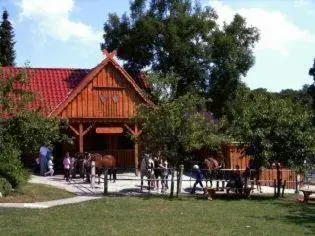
(0, 183, 74, 203)
(0, 195, 314, 235)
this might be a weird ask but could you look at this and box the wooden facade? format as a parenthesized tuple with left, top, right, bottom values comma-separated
(223, 144, 299, 189)
(58, 63, 142, 119)
(49, 52, 153, 171)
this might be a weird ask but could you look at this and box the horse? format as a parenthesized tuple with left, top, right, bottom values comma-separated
(92, 153, 117, 184)
(140, 155, 155, 191)
(202, 156, 224, 187)
(83, 153, 117, 184)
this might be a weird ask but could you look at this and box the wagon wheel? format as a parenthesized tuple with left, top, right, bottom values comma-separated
(244, 188, 251, 198)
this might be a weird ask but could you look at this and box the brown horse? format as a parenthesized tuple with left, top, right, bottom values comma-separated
(85, 153, 117, 183)
(202, 156, 224, 187)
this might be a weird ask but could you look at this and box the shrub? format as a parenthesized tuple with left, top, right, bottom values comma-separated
(0, 177, 12, 196)
(0, 138, 29, 188)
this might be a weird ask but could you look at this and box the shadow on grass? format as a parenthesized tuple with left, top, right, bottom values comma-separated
(271, 197, 315, 234)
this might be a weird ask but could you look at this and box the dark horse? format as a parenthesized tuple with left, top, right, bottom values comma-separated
(202, 156, 224, 187)
(84, 153, 117, 184)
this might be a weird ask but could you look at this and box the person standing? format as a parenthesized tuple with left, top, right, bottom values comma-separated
(63, 153, 71, 181)
(161, 159, 169, 192)
(39, 145, 49, 176)
(154, 157, 162, 189)
(190, 165, 204, 194)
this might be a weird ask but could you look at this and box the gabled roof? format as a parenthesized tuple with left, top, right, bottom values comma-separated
(0, 67, 89, 115)
(50, 53, 154, 117)
(0, 54, 153, 117)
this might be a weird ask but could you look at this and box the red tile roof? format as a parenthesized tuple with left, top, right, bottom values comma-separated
(0, 67, 90, 115)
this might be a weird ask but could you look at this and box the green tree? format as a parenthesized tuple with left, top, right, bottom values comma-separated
(278, 86, 312, 108)
(308, 58, 315, 110)
(230, 90, 315, 196)
(0, 10, 16, 66)
(0, 69, 72, 192)
(6, 112, 72, 157)
(0, 123, 28, 189)
(136, 93, 228, 166)
(0, 69, 33, 115)
(102, 0, 259, 116)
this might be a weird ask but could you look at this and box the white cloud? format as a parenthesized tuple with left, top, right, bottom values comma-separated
(210, 0, 315, 55)
(17, 0, 102, 44)
(294, 0, 312, 8)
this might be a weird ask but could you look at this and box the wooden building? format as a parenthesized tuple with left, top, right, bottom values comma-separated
(1, 51, 153, 169)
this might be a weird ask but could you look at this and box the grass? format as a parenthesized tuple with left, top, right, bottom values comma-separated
(0, 183, 74, 203)
(0, 194, 314, 235)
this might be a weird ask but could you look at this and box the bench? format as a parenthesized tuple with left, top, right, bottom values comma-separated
(301, 189, 315, 203)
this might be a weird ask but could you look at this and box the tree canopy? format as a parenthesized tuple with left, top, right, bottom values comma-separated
(0, 69, 72, 190)
(229, 87, 315, 172)
(102, 0, 259, 116)
(0, 10, 16, 66)
(136, 89, 229, 165)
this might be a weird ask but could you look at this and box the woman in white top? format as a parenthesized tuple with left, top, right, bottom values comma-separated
(63, 153, 71, 181)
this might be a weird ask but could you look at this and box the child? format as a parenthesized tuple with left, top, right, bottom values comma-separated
(63, 152, 71, 181)
(44, 156, 54, 176)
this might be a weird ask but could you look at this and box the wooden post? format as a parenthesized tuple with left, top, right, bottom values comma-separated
(276, 164, 281, 197)
(134, 125, 139, 176)
(124, 124, 141, 176)
(91, 161, 95, 189)
(281, 180, 286, 198)
(135, 141, 139, 176)
(274, 179, 277, 198)
(176, 165, 184, 197)
(79, 123, 84, 153)
(104, 169, 108, 195)
(170, 169, 175, 198)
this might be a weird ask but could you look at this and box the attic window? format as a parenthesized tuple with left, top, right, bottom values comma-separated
(112, 95, 118, 104)
(100, 95, 106, 103)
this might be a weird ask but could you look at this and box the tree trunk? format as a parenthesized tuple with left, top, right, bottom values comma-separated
(276, 163, 281, 198)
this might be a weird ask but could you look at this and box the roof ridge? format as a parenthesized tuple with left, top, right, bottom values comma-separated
(1, 66, 90, 70)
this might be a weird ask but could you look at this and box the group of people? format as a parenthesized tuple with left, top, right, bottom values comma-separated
(190, 164, 243, 194)
(153, 155, 169, 191)
(141, 152, 170, 192)
(35, 145, 55, 177)
(35, 146, 76, 180)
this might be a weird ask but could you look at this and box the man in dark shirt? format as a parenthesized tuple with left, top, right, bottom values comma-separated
(190, 165, 204, 194)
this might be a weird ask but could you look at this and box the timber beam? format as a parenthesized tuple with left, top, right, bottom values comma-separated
(124, 124, 142, 176)
(68, 123, 94, 153)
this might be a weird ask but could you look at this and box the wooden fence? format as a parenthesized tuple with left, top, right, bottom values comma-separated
(259, 169, 300, 189)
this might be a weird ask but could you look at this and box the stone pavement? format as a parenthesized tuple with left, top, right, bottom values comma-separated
(0, 172, 301, 209)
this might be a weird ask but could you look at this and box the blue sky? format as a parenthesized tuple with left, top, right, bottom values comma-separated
(1, 0, 315, 92)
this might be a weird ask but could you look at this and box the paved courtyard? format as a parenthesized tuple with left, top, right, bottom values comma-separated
(29, 172, 297, 196)
(1, 172, 311, 209)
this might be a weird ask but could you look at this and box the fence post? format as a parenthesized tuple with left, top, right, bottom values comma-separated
(91, 161, 95, 189)
(170, 169, 175, 198)
(104, 169, 108, 195)
(176, 165, 184, 197)
(273, 179, 277, 198)
(277, 178, 282, 198)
